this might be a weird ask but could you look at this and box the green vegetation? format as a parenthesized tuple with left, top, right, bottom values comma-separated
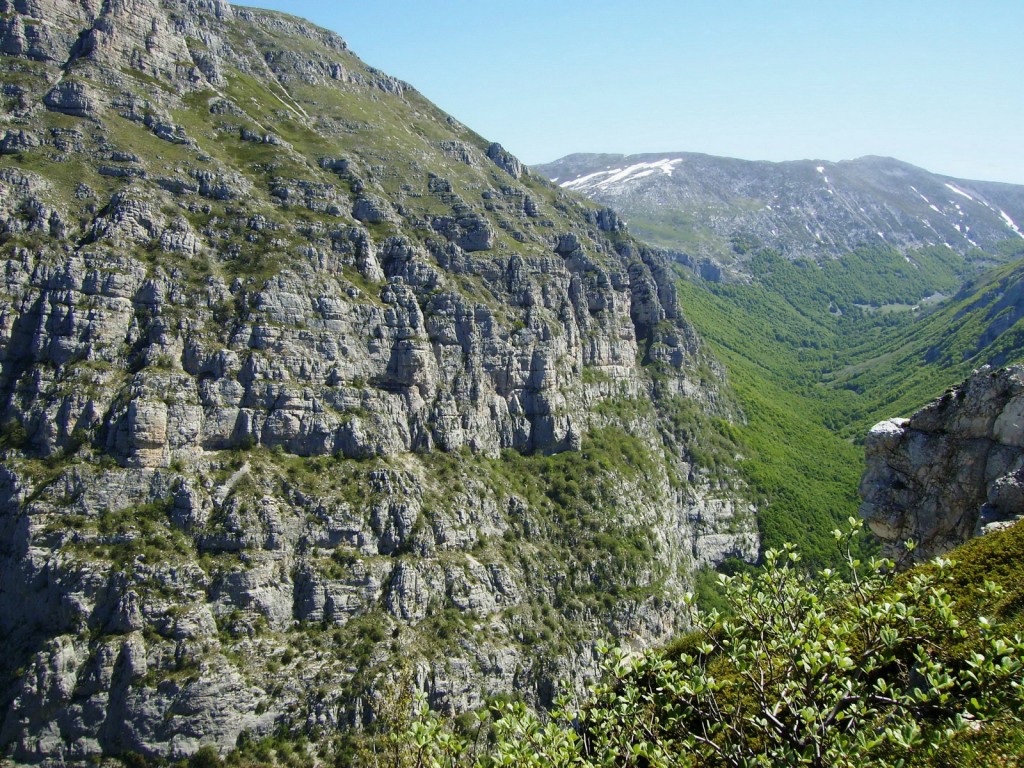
(395, 520, 1024, 768)
(418, 426, 676, 615)
(68, 499, 193, 565)
(673, 244, 1024, 567)
(674, 274, 866, 566)
(745, 245, 967, 314)
(0, 418, 29, 450)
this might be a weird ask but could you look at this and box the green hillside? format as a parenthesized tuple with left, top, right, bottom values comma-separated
(672, 242, 1024, 567)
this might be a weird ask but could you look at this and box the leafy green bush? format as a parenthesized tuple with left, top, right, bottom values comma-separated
(188, 744, 224, 768)
(0, 418, 29, 450)
(398, 521, 1024, 767)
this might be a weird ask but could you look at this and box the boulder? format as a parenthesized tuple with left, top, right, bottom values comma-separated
(860, 365, 1024, 562)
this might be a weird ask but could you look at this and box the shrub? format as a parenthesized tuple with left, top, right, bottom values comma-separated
(189, 744, 223, 768)
(400, 520, 1024, 767)
(0, 418, 29, 450)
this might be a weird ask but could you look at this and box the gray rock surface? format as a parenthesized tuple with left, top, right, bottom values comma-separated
(860, 365, 1024, 563)
(0, 0, 760, 763)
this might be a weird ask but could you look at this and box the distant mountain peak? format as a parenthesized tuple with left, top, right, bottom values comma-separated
(536, 151, 1024, 267)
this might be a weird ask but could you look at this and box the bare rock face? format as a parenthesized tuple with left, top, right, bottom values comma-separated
(486, 142, 522, 179)
(860, 365, 1024, 563)
(0, 0, 761, 763)
(43, 79, 98, 117)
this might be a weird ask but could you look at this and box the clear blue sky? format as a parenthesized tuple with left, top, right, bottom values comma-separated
(243, 1, 1024, 184)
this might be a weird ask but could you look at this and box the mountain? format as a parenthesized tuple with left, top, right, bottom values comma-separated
(536, 152, 1024, 393)
(538, 152, 1024, 555)
(536, 152, 1024, 279)
(0, 1, 760, 762)
(820, 254, 1024, 431)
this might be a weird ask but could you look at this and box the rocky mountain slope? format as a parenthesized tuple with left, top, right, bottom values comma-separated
(536, 152, 1024, 276)
(860, 364, 1024, 563)
(0, 1, 758, 763)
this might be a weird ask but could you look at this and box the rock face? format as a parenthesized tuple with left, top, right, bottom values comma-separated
(860, 365, 1024, 563)
(0, 0, 759, 763)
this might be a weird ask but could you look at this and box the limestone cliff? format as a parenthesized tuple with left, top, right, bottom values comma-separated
(0, 0, 758, 762)
(860, 365, 1024, 563)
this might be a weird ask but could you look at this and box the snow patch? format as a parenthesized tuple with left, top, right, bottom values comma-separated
(911, 185, 929, 204)
(561, 158, 683, 191)
(816, 166, 825, 174)
(663, 158, 683, 176)
(560, 168, 622, 189)
(944, 183, 974, 201)
(999, 209, 1024, 239)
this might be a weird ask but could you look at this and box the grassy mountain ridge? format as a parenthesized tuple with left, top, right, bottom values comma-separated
(536, 152, 1024, 279)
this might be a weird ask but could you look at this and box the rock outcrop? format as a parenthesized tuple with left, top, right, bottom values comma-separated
(0, 0, 759, 763)
(860, 365, 1024, 563)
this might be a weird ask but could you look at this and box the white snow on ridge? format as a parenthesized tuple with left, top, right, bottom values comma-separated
(598, 158, 683, 187)
(560, 168, 623, 189)
(945, 183, 975, 201)
(1000, 209, 1024, 239)
(816, 166, 825, 174)
(910, 186, 934, 207)
(628, 169, 660, 181)
(560, 158, 683, 191)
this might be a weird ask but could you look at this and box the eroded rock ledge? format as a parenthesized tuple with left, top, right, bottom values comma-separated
(860, 365, 1024, 563)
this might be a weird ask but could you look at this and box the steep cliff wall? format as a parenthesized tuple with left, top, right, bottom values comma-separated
(860, 365, 1024, 563)
(0, 1, 758, 762)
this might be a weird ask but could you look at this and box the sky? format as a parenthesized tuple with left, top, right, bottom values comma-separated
(242, 1, 1024, 184)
